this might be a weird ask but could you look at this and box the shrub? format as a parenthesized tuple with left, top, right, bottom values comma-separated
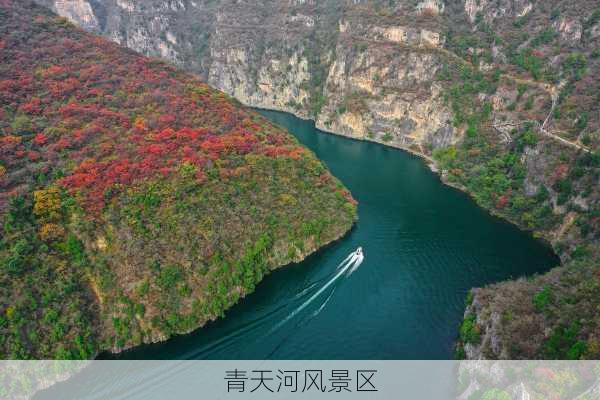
(562, 53, 587, 81)
(3, 239, 31, 275)
(575, 113, 588, 132)
(460, 314, 481, 344)
(466, 121, 478, 138)
(33, 187, 62, 222)
(64, 235, 85, 265)
(482, 389, 511, 400)
(581, 135, 591, 146)
(544, 323, 585, 359)
(454, 344, 466, 359)
(157, 265, 183, 289)
(531, 29, 557, 47)
(39, 223, 65, 241)
(513, 14, 531, 28)
(516, 130, 538, 151)
(584, 9, 600, 29)
(10, 115, 33, 135)
(571, 245, 591, 260)
(517, 84, 527, 99)
(433, 146, 457, 169)
(533, 286, 552, 311)
(511, 49, 544, 80)
(553, 178, 572, 204)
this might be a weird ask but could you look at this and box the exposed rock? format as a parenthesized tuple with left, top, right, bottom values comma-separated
(52, 0, 99, 30)
(554, 17, 583, 44)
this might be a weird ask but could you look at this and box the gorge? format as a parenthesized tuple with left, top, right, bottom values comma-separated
(12, 0, 600, 359)
(105, 109, 560, 360)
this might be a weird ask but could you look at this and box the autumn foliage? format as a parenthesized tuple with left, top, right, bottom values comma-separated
(0, 0, 322, 215)
(0, 1, 357, 360)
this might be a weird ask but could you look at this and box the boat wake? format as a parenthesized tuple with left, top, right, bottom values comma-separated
(347, 253, 364, 276)
(269, 247, 365, 335)
(177, 247, 366, 359)
(264, 247, 365, 358)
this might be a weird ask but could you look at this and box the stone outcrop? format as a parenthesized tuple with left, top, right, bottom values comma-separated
(34, 0, 457, 156)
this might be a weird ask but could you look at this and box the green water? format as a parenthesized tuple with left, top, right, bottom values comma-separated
(114, 110, 559, 360)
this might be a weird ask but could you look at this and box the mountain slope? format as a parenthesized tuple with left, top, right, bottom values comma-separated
(24, 0, 600, 359)
(0, 0, 356, 358)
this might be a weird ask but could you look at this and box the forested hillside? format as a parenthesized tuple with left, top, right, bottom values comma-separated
(15, 0, 600, 359)
(439, 0, 600, 360)
(0, 0, 356, 358)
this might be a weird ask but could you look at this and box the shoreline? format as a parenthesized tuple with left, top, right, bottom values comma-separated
(102, 103, 559, 360)
(251, 105, 439, 171)
(97, 217, 358, 359)
(253, 105, 558, 258)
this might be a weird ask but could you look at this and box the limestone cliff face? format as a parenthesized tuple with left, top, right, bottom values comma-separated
(203, 2, 458, 155)
(36, 0, 186, 63)
(34, 0, 457, 156)
(51, 0, 100, 30)
(311, 17, 455, 152)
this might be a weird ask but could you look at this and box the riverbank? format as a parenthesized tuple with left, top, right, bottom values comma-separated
(102, 219, 357, 357)
(252, 108, 599, 360)
(252, 105, 557, 250)
(109, 109, 558, 360)
(252, 105, 440, 172)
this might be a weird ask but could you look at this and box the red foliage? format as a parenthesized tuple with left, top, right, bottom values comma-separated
(40, 65, 67, 79)
(158, 114, 176, 127)
(19, 97, 42, 114)
(340, 188, 358, 206)
(317, 173, 332, 187)
(0, 0, 321, 215)
(531, 49, 544, 58)
(495, 194, 510, 209)
(33, 133, 47, 145)
(552, 164, 569, 182)
(27, 151, 40, 161)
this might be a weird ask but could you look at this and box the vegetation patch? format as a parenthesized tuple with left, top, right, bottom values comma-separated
(0, 1, 356, 358)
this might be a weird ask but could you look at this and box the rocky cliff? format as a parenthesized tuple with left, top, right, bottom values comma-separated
(34, 0, 459, 154)
(33, 0, 599, 359)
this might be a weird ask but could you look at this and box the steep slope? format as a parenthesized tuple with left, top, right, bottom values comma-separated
(33, 0, 456, 153)
(0, 0, 357, 359)
(442, 0, 600, 360)
(26, 0, 600, 359)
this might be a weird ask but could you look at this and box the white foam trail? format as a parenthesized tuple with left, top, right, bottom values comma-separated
(312, 288, 336, 317)
(293, 281, 320, 299)
(336, 252, 355, 270)
(346, 254, 364, 276)
(269, 252, 356, 334)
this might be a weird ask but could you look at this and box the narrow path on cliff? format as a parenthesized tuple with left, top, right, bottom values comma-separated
(356, 36, 591, 153)
(434, 45, 591, 152)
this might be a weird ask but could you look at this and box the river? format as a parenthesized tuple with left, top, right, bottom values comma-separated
(110, 110, 559, 360)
